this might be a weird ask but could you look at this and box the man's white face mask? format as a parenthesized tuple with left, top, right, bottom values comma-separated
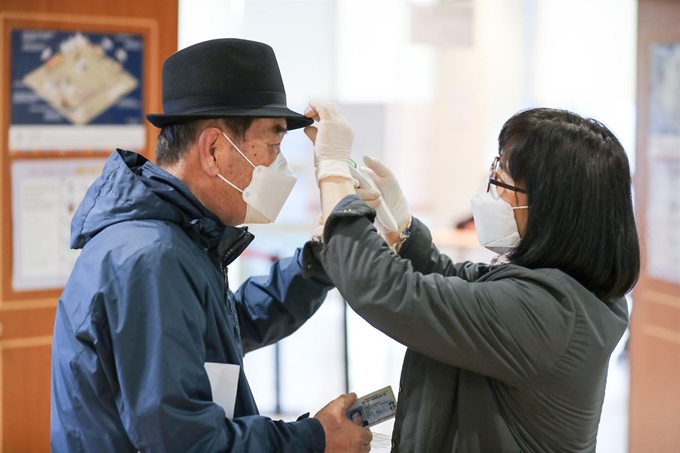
(217, 132, 297, 224)
(470, 183, 528, 254)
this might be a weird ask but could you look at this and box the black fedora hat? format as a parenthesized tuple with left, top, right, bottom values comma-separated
(146, 38, 312, 130)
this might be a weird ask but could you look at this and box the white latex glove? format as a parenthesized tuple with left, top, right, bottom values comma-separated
(355, 187, 382, 210)
(361, 156, 410, 232)
(354, 186, 393, 235)
(304, 101, 354, 183)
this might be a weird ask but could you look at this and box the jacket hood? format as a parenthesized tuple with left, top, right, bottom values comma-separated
(71, 150, 251, 261)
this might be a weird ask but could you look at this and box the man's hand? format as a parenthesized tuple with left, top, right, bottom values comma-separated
(361, 156, 411, 232)
(315, 393, 372, 453)
(304, 101, 355, 184)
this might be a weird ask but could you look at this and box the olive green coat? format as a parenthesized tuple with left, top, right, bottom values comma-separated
(304, 197, 627, 453)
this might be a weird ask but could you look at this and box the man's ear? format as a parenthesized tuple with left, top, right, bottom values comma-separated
(197, 127, 222, 176)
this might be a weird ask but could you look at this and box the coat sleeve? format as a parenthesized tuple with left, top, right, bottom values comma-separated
(233, 248, 334, 354)
(306, 199, 574, 387)
(399, 216, 488, 281)
(102, 245, 325, 453)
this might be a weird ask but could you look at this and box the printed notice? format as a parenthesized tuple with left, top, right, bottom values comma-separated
(9, 29, 145, 152)
(11, 159, 105, 291)
(647, 42, 680, 284)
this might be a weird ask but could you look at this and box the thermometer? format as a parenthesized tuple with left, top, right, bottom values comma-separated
(348, 158, 399, 232)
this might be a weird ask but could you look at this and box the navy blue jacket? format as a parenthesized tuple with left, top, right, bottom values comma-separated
(51, 150, 331, 452)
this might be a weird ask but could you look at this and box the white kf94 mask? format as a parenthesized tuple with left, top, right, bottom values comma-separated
(470, 184, 528, 254)
(217, 132, 297, 224)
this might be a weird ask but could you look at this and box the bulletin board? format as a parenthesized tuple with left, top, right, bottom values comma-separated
(646, 42, 680, 285)
(1, 13, 160, 302)
(629, 2, 680, 450)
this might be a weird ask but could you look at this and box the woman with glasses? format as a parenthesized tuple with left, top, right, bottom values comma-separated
(303, 103, 640, 452)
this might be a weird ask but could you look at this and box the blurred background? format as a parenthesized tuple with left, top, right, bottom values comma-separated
(176, 0, 637, 449)
(1, 0, 679, 452)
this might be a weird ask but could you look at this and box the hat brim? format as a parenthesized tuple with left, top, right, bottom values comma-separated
(146, 107, 314, 131)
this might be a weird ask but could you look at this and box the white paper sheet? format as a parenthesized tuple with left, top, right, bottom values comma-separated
(370, 432, 393, 452)
(204, 362, 240, 419)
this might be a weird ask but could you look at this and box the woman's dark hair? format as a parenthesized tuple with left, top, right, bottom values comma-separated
(156, 117, 254, 167)
(500, 108, 640, 301)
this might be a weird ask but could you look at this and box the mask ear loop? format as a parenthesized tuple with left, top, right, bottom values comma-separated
(509, 180, 529, 210)
(217, 173, 244, 193)
(217, 131, 257, 194)
(511, 188, 529, 210)
(222, 132, 256, 169)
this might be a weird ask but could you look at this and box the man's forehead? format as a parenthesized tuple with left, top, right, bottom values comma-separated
(252, 117, 287, 134)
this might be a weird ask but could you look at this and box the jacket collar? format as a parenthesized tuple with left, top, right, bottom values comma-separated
(186, 217, 254, 267)
(72, 149, 254, 264)
(138, 154, 255, 265)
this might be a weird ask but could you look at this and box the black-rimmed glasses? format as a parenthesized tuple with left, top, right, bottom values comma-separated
(487, 156, 526, 194)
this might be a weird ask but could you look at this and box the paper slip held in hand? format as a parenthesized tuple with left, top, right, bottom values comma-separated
(204, 362, 240, 419)
(370, 432, 394, 452)
(346, 385, 397, 428)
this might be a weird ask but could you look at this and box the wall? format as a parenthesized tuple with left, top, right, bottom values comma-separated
(0, 1, 177, 450)
(629, 1, 680, 451)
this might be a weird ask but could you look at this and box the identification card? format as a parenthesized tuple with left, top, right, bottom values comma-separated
(346, 385, 397, 428)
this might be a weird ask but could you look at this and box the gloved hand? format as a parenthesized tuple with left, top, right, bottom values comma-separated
(355, 187, 382, 210)
(360, 156, 411, 232)
(354, 186, 394, 235)
(304, 101, 354, 183)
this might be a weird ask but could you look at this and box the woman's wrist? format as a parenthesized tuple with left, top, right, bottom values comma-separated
(384, 230, 401, 246)
(387, 215, 413, 254)
(318, 176, 356, 220)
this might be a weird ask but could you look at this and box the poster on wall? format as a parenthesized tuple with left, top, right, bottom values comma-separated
(646, 42, 680, 284)
(9, 29, 145, 153)
(11, 159, 105, 291)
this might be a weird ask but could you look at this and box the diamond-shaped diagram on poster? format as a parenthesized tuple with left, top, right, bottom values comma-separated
(22, 33, 139, 125)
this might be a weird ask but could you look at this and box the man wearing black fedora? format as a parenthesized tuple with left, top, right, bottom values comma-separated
(51, 38, 371, 453)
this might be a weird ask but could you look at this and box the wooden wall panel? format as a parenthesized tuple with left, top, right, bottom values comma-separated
(0, 1, 178, 451)
(629, 1, 680, 451)
(2, 344, 52, 452)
